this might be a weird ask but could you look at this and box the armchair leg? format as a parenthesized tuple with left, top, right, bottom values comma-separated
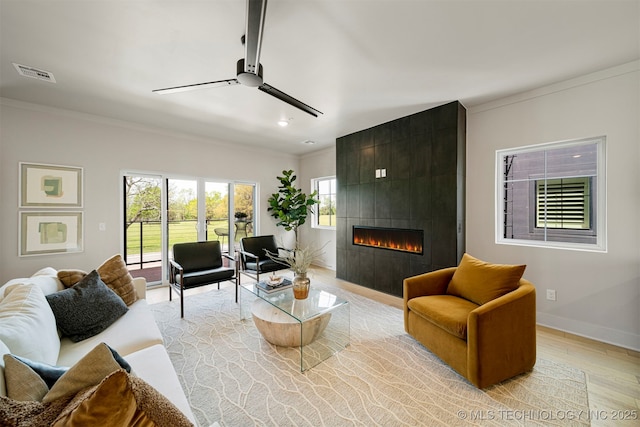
(180, 277, 184, 319)
(180, 281, 185, 318)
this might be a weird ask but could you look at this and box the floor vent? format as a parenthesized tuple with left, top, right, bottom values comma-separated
(13, 63, 56, 83)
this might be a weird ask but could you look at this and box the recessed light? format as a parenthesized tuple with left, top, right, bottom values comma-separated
(301, 140, 315, 145)
(277, 120, 289, 127)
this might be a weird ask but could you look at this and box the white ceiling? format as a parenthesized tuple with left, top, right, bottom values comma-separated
(1, 0, 638, 155)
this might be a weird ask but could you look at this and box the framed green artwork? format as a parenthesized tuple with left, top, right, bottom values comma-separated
(19, 162, 83, 208)
(19, 211, 83, 256)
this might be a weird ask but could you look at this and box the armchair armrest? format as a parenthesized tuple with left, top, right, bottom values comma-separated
(237, 250, 259, 262)
(222, 253, 236, 263)
(403, 267, 456, 332)
(169, 259, 184, 285)
(403, 267, 456, 301)
(467, 279, 537, 388)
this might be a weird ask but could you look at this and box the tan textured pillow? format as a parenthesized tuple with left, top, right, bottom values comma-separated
(446, 253, 526, 305)
(57, 269, 88, 288)
(3, 355, 49, 401)
(52, 370, 194, 427)
(0, 394, 74, 427)
(43, 343, 125, 403)
(97, 254, 138, 306)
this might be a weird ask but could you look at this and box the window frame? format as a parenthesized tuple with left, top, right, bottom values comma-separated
(495, 136, 606, 252)
(311, 176, 337, 230)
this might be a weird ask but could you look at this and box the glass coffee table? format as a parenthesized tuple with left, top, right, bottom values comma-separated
(239, 281, 350, 372)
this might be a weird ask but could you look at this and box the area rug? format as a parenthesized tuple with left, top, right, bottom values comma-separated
(151, 283, 590, 427)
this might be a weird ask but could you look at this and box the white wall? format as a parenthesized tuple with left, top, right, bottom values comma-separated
(298, 146, 337, 270)
(0, 99, 298, 281)
(466, 61, 640, 350)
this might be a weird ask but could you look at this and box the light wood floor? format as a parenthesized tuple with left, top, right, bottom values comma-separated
(148, 267, 639, 427)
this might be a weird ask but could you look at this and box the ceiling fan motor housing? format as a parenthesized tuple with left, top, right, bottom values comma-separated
(236, 59, 263, 87)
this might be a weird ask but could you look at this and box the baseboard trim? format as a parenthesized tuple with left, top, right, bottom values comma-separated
(537, 312, 640, 352)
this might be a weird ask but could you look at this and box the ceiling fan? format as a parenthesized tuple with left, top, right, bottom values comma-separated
(153, 0, 322, 117)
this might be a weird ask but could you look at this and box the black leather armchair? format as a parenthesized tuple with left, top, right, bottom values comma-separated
(169, 240, 237, 317)
(238, 235, 290, 283)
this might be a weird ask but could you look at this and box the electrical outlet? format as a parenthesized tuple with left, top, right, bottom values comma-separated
(546, 289, 557, 301)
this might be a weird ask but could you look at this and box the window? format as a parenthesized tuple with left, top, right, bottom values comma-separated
(496, 136, 605, 251)
(311, 176, 336, 229)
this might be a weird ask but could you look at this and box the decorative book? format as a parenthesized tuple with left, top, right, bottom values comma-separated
(256, 278, 293, 293)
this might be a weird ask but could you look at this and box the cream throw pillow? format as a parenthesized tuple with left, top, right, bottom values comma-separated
(0, 284, 60, 365)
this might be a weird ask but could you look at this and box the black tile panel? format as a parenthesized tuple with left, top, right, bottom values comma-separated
(375, 180, 392, 219)
(374, 123, 391, 146)
(359, 146, 375, 184)
(346, 185, 360, 218)
(359, 128, 374, 149)
(432, 127, 458, 177)
(411, 131, 432, 178)
(392, 138, 412, 180)
(390, 179, 411, 220)
(374, 143, 391, 176)
(359, 182, 375, 219)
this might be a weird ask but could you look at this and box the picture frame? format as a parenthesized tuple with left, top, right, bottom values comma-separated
(19, 211, 83, 256)
(19, 162, 83, 208)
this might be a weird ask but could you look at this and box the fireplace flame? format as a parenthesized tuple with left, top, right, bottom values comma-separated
(353, 227, 423, 254)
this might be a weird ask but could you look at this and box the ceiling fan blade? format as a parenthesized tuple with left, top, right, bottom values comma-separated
(259, 83, 323, 117)
(244, 0, 267, 74)
(153, 78, 239, 95)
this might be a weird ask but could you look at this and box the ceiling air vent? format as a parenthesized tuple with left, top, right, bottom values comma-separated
(13, 63, 56, 83)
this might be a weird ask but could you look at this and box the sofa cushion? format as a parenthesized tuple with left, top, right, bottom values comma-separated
(446, 253, 526, 305)
(57, 299, 163, 366)
(97, 254, 138, 306)
(57, 269, 87, 288)
(125, 344, 197, 425)
(407, 295, 479, 340)
(0, 284, 60, 365)
(44, 342, 130, 403)
(45, 270, 128, 343)
(177, 267, 236, 288)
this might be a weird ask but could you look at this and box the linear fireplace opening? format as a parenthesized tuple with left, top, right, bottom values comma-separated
(353, 226, 424, 255)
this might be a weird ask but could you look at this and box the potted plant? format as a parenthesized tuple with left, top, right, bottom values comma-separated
(267, 169, 318, 249)
(234, 211, 248, 221)
(267, 169, 320, 298)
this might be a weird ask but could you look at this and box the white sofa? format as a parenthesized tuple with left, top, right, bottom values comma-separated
(0, 267, 196, 425)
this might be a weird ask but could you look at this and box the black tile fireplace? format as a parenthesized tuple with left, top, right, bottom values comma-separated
(336, 101, 466, 297)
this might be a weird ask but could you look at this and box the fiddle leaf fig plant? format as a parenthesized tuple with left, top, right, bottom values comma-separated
(267, 169, 318, 248)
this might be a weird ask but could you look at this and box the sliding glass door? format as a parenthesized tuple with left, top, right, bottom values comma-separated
(123, 174, 255, 285)
(123, 175, 163, 283)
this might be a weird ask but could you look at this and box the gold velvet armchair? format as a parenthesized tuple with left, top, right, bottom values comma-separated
(403, 253, 536, 389)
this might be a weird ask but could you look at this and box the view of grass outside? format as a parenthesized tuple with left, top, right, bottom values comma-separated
(126, 219, 237, 255)
(318, 214, 334, 227)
